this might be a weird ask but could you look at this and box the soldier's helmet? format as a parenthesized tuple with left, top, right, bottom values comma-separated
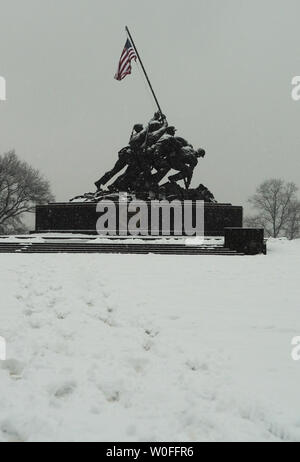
(175, 137, 189, 147)
(148, 121, 162, 132)
(133, 124, 144, 133)
(195, 149, 206, 158)
(166, 126, 176, 136)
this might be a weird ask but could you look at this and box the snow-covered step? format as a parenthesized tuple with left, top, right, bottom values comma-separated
(0, 242, 244, 255)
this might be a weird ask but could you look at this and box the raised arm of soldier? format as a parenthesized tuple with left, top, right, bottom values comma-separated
(129, 124, 149, 150)
(142, 118, 168, 149)
(150, 111, 167, 124)
(154, 126, 177, 155)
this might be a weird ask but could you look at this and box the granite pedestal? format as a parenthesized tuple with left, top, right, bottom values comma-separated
(35, 201, 243, 237)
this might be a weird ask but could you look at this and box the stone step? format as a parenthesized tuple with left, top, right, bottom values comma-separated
(0, 251, 243, 256)
(0, 245, 229, 250)
(0, 242, 244, 256)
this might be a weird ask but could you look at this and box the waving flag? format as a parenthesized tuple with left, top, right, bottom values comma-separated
(114, 38, 137, 81)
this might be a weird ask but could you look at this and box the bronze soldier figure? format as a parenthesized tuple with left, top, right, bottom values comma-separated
(94, 146, 134, 191)
(168, 148, 206, 188)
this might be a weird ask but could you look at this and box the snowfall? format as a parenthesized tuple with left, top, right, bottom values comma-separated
(0, 238, 300, 442)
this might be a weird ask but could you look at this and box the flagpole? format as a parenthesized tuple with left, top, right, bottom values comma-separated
(125, 26, 163, 117)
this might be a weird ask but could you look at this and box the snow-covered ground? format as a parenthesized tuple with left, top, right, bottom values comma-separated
(0, 239, 300, 442)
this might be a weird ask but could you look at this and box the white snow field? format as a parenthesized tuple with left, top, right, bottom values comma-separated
(0, 238, 300, 442)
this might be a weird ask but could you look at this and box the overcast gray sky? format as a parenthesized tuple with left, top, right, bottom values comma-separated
(0, 0, 300, 210)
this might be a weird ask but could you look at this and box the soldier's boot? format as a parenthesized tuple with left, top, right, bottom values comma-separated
(185, 168, 194, 189)
(95, 180, 103, 191)
(152, 168, 170, 184)
(95, 172, 115, 191)
(168, 172, 184, 183)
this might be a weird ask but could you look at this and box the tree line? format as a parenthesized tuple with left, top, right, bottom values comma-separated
(246, 179, 300, 239)
(0, 151, 53, 234)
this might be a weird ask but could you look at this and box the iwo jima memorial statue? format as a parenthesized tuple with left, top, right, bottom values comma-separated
(35, 28, 265, 254)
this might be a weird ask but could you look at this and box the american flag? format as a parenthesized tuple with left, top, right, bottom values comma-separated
(114, 38, 137, 81)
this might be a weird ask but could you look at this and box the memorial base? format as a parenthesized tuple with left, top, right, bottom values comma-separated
(35, 201, 243, 237)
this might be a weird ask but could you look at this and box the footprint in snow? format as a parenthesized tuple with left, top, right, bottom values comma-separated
(143, 339, 155, 352)
(98, 384, 121, 403)
(145, 329, 159, 338)
(130, 357, 149, 374)
(1, 359, 25, 379)
(186, 359, 209, 372)
(53, 381, 77, 399)
(1, 421, 23, 442)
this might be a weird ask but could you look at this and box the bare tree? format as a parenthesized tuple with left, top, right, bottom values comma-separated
(248, 179, 298, 238)
(283, 201, 300, 240)
(244, 215, 266, 229)
(0, 151, 54, 234)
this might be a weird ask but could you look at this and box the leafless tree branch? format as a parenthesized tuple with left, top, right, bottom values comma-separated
(247, 179, 299, 238)
(0, 150, 54, 234)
